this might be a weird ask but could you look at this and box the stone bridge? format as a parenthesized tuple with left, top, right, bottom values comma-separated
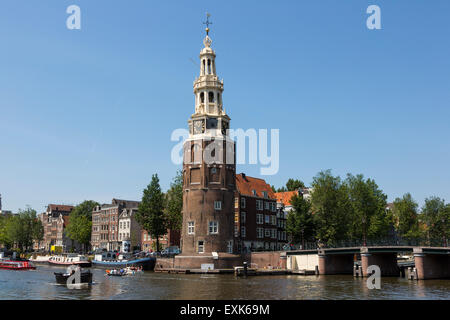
(286, 246, 450, 280)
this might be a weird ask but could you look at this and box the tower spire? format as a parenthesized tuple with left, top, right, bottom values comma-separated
(203, 12, 212, 36)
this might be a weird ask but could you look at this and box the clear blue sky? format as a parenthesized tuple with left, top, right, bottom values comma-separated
(1, 1, 449, 213)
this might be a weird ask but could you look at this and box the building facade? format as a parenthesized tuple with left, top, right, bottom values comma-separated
(40, 204, 75, 252)
(118, 208, 142, 251)
(91, 199, 140, 251)
(234, 174, 287, 252)
(179, 29, 236, 256)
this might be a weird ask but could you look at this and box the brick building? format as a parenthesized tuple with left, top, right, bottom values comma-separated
(91, 199, 140, 251)
(40, 204, 76, 252)
(179, 29, 236, 257)
(234, 173, 287, 252)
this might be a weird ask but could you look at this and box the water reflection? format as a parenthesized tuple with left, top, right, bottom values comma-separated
(0, 265, 449, 300)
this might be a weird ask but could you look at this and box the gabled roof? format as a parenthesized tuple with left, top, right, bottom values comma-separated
(235, 173, 275, 199)
(112, 198, 140, 209)
(47, 204, 74, 213)
(274, 191, 298, 207)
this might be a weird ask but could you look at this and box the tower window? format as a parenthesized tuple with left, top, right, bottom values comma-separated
(200, 92, 205, 104)
(188, 221, 195, 234)
(208, 221, 219, 234)
(214, 201, 222, 210)
(207, 59, 211, 74)
(198, 241, 204, 253)
(208, 92, 214, 103)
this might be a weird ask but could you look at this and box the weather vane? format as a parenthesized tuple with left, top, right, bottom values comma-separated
(203, 12, 212, 35)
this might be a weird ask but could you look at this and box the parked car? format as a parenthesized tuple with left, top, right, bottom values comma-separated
(161, 246, 181, 257)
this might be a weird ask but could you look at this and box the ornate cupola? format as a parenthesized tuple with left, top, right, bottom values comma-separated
(189, 23, 230, 137)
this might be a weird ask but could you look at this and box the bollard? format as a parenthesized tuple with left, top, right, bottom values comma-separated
(315, 265, 319, 275)
(243, 262, 248, 277)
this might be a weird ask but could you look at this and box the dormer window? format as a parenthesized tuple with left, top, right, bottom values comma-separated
(252, 189, 257, 196)
(262, 191, 268, 198)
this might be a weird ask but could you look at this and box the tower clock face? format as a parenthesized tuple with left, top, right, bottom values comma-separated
(194, 120, 205, 134)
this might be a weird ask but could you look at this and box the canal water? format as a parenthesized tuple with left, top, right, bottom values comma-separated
(0, 265, 448, 300)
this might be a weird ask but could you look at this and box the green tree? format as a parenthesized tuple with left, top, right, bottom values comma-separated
(6, 207, 40, 251)
(32, 218, 44, 249)
(285, 178, 305, 191)
(392, 193, 421, 239)
(0, 215, 12, 249)
(310, 170, 351, 245)
(345, 174, 390, 241)
(421, 197, 445, 240)
(286, 194, 315, 245)
(136, 174, 167, 252)
(165, 170, 183, 232)
(65, 200, 99, 252)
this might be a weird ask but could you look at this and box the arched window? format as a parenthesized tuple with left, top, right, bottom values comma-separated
(207, 59, 211, 74)
(202, 60, 206, 75)
(200, 92, 205, 104)
(217, 93, 221, 105)
(208, 92, 214, 103)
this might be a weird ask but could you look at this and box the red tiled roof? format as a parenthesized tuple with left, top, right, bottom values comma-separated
(275, 191, 298, 206)
(235, 173, 275, 199)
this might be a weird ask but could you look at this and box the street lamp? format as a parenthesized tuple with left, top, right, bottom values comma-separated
(442, 217, 447, 247)
(362, 216, 367, 247)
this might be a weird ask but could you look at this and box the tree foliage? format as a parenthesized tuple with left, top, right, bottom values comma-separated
(392, 193, 421, 239)
(345, 174, 391, 240)
(421, 197, 449, 242)
(165, 170, 183, 231)
(65, 200, 98, 250)
(136, 174, 167, 251)
(286, 194, 315, 244)
(0, 207, 43, 251)
(310, 170, 352, 245)
(285, 178, 305, 191)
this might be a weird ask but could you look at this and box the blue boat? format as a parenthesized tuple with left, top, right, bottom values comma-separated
(92, 252, 155, 271)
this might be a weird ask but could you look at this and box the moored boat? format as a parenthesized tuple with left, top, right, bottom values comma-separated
(48, 254, 91, 267)
(0, 259, 36, 270)
(92, 251, 155, 270)
(29, 255, 51, 264)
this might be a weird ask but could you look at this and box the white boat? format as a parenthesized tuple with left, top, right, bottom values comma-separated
(48, 254, 92, 267)
(29, 255, 51, 264)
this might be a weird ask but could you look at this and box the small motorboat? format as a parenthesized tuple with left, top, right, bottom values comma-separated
(54, 269, 93, 285)
(105, 268, 127, 276)
(0, 259, 36, 270)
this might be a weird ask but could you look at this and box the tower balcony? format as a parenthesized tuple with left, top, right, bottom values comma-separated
(193, 79, 223, 91)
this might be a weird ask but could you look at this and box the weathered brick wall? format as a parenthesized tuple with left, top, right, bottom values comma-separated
(155, 257, 175, 270)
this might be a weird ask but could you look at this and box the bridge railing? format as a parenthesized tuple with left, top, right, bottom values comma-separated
(286, 238, 448, 251)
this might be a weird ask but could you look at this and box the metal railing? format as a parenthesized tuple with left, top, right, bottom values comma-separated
(286, 237, 448, 251)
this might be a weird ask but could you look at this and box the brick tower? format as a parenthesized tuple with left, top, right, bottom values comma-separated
(178, 22, 237, 259)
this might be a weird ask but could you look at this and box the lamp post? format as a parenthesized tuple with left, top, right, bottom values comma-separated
(442, 217, 447, 247)
(362, 216, 367, 247)
(301, 228, 305, 250)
